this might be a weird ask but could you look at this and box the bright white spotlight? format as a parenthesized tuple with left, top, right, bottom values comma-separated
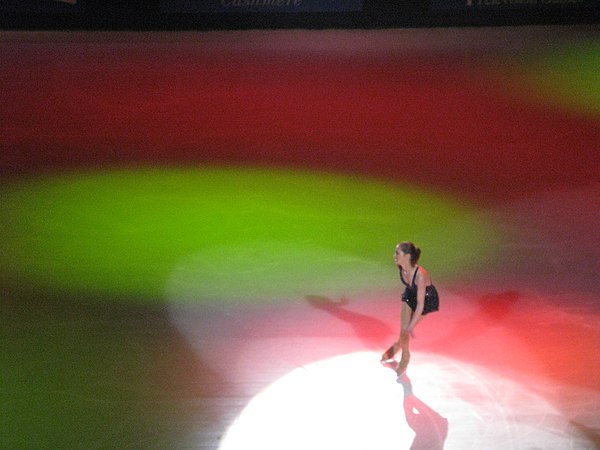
(220, 352, 413, 450)
(219, 352, 592, 450)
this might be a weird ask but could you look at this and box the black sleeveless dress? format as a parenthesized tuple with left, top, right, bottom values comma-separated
(400, 266, 439, 315)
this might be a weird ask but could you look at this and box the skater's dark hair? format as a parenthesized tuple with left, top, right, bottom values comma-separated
(396, 242, 421, 265)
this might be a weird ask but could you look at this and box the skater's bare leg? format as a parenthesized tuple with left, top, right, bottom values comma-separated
(397, 303, 423, 374)
(381, 341, 400, 362)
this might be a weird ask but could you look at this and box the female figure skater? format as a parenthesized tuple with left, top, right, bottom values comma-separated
(381, 242, 439, 378)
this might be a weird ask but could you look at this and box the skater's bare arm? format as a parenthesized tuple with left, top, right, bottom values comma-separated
(408, 272, 426, 333)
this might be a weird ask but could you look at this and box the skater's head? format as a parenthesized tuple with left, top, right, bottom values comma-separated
(395, 242, 421, 266)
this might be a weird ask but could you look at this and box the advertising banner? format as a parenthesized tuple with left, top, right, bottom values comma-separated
(430, 0, 598, 11)
(160, 0, 363, 13)
(0, 0, 81, 12)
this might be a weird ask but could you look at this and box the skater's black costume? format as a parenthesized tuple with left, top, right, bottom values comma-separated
(400, 266, 439, 315)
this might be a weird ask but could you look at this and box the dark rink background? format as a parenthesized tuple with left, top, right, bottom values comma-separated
(1, 26, 599, 449)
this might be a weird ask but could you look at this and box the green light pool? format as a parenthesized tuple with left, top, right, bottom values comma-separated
(0, 166, 499, 304)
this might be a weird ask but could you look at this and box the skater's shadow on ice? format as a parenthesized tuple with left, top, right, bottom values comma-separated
(305, 295, 393, 347)
(398, 374, 449, 450)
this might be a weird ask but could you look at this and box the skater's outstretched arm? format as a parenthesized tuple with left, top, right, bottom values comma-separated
(407, 269, 428, 336)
